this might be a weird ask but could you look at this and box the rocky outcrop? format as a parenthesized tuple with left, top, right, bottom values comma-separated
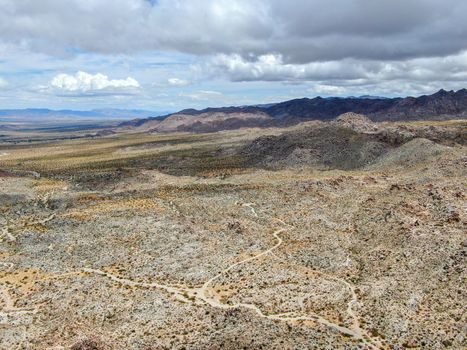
(241, 125, 391, 170)
(240, 117, 465, 170)
(333, 112, 378, 133)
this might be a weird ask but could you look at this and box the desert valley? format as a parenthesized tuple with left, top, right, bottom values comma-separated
(1, 102, 465, 349)
(1, 1, 466, 349)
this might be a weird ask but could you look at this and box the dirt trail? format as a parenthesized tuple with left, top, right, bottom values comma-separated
(82, 204, 384, 349)
(242, 202, 258, 217)
(0, 288, 39, 324)
(0, 213, 57, 243)
(83, 233, 368, 341)
(1, 197, 383, 348)
(199, 228, 284, 298)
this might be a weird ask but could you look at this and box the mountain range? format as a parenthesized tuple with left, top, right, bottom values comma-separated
(121, 89, 467, 133)
(0, 108, 167, 124)
(1, 89, 466, 133)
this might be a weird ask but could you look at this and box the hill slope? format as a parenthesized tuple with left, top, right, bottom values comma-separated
(239, 114, 466, 170)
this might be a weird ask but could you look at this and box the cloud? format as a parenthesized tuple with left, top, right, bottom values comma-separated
(209, 51, 467, 87)
(1, 0, 467, 108)
(167, 78, 191, 87)
(179, 90, 223, 101)
(209, 54, 369, 82)
(308, 85, 347, 96)
(0, 77, 7, 88)
(48, 71, 140, 95)
(1, 0, 466, 63)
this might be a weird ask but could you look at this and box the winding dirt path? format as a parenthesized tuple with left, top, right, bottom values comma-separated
(199, 228, 285, 298)
(82, 204, 384, 349)
(1, 197, 383, 348)
(241, 202, 258, 217)
(0, 213, 57, 243)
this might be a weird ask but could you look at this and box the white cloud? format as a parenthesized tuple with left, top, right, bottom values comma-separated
(0, 77, 7, 88)
(167, 78, 191, 87)
(179, 90, 223, 101)
(309, 85, 347, 96)
(208, 51, 467, 92)
(209, 54, 367, 82)
(49, 71, 140, 94)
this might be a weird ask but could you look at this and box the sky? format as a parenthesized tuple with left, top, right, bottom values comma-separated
(0, 0, 467, 112)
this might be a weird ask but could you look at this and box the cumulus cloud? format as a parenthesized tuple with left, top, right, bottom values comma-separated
(49, 71, 140, 95)
(209, 51, 467, 90)
(167, 78, 191, 87)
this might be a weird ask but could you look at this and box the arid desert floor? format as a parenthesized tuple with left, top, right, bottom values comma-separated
(0, 119, 466, 349)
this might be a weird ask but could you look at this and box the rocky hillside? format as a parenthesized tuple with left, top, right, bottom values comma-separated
(240, 114, 466, 170)
(241, 124, 391, 170)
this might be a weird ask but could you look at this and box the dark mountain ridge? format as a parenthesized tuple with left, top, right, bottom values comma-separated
(265, 89, 467, 121)
(121, 89, 467, 132)
(265, 96, 397, 121)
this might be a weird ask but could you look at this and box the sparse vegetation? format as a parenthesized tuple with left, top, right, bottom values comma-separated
(0, 118, 465, 349)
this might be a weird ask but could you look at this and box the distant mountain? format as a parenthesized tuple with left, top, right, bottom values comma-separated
(3, 89, 466, 133)
(122, 109, 274, 133)
(264, 96, 395, 121)
(370, 89, 467, 120)
(176, 106, 264, 116)
(266, 89, 467, 121)
(0, 108, 166, 122)
(357, 95, 390, 100)
(122, 89, 467, 133)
